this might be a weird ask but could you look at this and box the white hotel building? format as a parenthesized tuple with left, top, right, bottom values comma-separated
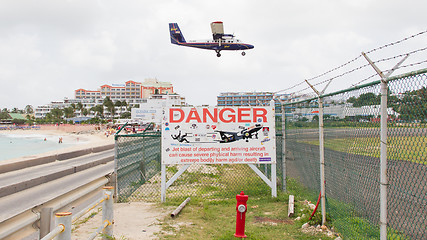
(35, 79, 186, 119)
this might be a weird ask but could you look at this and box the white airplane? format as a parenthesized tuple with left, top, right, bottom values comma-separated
(169, 21, 254, 57)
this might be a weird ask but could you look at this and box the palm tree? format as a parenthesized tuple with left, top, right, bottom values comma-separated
(91, 105, 104, 118)
(24, 105, 34, 114)
(50, 108, 63, 122)
(82, 108, 88, 117)
(103, 97, 115, 119)
(77, 102, 83, 116)
(64, 107, 75, 119)
(115, 100, 123, 116)
(25, 114, 35, 125)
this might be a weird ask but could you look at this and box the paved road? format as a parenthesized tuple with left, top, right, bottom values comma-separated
(0, 149, 114, 198)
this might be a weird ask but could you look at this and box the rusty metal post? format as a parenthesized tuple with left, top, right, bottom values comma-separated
(102, 186, 114, 240)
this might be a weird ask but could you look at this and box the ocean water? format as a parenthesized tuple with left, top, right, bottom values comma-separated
(0, 133, 77, 161)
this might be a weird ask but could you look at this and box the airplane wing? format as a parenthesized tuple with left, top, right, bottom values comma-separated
(211, 21, 224, 40)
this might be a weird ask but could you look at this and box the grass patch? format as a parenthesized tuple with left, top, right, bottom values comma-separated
(72, 207, 101, 232)
(156, 192, 335, 240)
(332, 217, 409, 240)
(305, 136, 427, 164)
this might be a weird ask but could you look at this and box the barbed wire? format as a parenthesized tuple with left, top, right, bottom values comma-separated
(306, 55, 363, 82)
(350, 51, 427, 87)
(311, 63, 370, 88)
(350, 73, 379, 88)
(276, 29, 427, 96)
(372, 46, 427, 65)
(364, 29, 427, 55)
(273, 81, 306, 94)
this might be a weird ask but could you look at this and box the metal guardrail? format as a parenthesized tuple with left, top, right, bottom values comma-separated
(41, 187, 114, 240)
(0, 175, 111, 240)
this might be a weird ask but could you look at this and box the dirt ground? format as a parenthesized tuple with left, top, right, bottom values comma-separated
(72, 202, 173, 240)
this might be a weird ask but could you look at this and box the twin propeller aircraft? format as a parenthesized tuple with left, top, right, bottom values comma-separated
(169, 21, 254, 57)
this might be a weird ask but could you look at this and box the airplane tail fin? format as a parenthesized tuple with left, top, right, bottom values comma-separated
(169, 23, 186, 44)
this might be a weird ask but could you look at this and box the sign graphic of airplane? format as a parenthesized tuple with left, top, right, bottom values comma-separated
(215, 124, 262, 143)
(169, 22, 254, 57)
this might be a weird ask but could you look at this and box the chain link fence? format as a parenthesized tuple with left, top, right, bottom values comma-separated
(284, 69, 427, 239)
(115, 130, 284, 203)
(115, 132, 162, 202)
(114, 69, 426, 239)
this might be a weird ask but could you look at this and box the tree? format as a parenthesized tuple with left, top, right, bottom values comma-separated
(77, 102, 84, 116)
(26, 114, 35, 125)
(63, 107, 75, 118)
(347, 93, 380, 107)
(82, 108, 88, 116)
(91, 105, 104, 118)
(115, 100, 123, 116)
(300, 117, 309, 122)
(12, 119, 26, 125)
(392, 87, 427, 122)
(120, 112, 131, 119)
(103, 97, 115, 119)
(0, 111, 9, 119)
(50, 108, 63, 122)
(24, 105, 34, 114)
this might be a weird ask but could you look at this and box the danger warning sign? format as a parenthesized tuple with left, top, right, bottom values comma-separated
(161, 106, 276, 164)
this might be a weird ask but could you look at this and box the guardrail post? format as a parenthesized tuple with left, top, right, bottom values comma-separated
(102, 186, 114, 240)
(56, 212, 72, 240)
(110, 172, 118, 203)
(40, 207, 53, 239)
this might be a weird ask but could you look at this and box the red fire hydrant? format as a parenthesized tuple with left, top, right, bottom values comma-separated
(234, 191, 248, 238)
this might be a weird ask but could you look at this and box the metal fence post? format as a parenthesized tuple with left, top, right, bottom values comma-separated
(56, 212, 72, 240)
(161, 163, 166, 202)
(362, 52, 408, 240)
(318, 97, 326, 225)
(102, 186, 114, 240)
(281, 103, 287, 192)
(379, 79, 388, 239)
(113, 135, 119, 202)
(305, 79, 330, 226)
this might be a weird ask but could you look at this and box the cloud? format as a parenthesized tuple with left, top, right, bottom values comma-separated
(0, 0, 426, 109)
(61, 31, 117, 70)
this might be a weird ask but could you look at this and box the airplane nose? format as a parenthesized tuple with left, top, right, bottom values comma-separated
(247, 44, 254, 49)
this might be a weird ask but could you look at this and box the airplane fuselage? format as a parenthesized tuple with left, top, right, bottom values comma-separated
(179, 38, 254, 51)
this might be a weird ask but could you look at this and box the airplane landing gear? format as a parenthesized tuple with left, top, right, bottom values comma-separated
(242, 51, 246, 56)
(216, 50, 221, 57)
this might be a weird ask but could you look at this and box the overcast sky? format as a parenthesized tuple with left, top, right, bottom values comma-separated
(1, 0, 426, 109)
